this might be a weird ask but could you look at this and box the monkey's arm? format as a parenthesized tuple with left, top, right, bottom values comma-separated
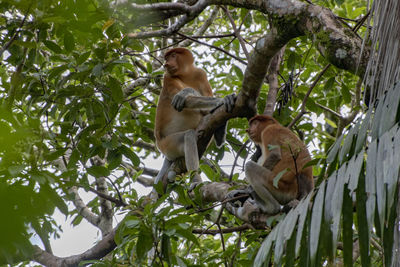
(262, 145, 282, 170)
(172, 88, 236, 112)
(172, 88, 219, 111)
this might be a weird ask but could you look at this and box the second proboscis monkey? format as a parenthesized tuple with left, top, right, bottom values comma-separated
(229, 115, 314, 215)
(154, 47, 235, 188)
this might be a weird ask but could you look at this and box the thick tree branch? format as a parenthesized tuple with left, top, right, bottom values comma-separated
(196, 29, 292, 156)
(33, 227, 117, 267)
(264, 46, 286, 115)
(129, 0, 369, 76)
(69, 186, 100, 227)
(128, 0, 209, 39)
(91, 157, 114, 236)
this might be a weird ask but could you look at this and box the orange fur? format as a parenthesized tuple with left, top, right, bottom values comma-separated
(155, 48, 213, 160)
(247, 115, 314, 203)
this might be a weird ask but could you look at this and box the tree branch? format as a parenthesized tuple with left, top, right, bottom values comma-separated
(129, 0, 369, 76)
(87, 187, 127, 207)
(69, 186, 100, 227)
(180, 6, 220, 47)
(288, 64, 331, 129)
(192, 224, 253, 235)
(91, 157, 114, 236)
(33, 227, 117, 267)
(128, 0, 209, 39)
(264, 46, 286, 115)
(223, 6, 250, 60)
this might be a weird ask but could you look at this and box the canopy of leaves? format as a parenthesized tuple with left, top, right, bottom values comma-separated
(0, 0, 398, 266)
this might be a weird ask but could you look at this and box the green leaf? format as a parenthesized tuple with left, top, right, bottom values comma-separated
(326, 134, 344, 164)
(120, 146, 140, 166)
(356, 169, 371, 267)
(323, 77, 335, 92)
(31, 173, 47, 184)
(273, 168, 288, 188)
(77, 51, 91, 65)
(254, 224, 277, 267)
(340, 84, 351, 104)
(146, 62, 152, 73)
(338, 124, 356, 163)
(107, 149, 122, 170)
(285, 229, 297, 266)
(274, 220, 285, 266)
(8, 165, 25, 176)
(44, 40, 62, 54)
(161, 234, 172, 264)
(67, 149, 80, 169)
(287, 52, 296, 70)
(102, 19, 115, 32)
(136, 225, 153, 261)
(295, 193, 313, 256)
(325, 118, 337, 129)
(176, 228, 199, 246)
(64, 31, 75, 53)
(92, 63, 103, 77)
(376, 131, 388, 235)
(346, 150, 364, 193)
(365, 140, 377, 233)
(355, 108, 372, 154)
(87, 165, 110, 177)
(108, 76, 124, 102)
(199, 164, 216, 181)
(233, 65, 243, 80)
(309, 180, 325, 266)
(342, 185, 353, 267)
(330, 165, 346, 253)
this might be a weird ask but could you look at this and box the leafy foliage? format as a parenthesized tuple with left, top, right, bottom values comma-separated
(0, 0, 398, 266)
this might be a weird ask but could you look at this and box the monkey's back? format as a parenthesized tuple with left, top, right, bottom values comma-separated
(261, 124, 313, 191)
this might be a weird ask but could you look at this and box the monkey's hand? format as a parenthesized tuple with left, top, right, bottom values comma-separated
(172, 87, 198, 112)
(223, 93, 236, 113)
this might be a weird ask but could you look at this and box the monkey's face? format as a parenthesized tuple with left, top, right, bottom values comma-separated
(247, 120, 262, 144)
(164, 52, 179, 75)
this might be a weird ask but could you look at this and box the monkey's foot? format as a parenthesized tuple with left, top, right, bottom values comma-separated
(226, 188, 251, 206)
(226, 198, 260, 222)
(281, 199, 300, 213)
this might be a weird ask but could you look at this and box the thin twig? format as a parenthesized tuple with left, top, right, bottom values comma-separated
(223, 6, 250, 60)
(192, 224, 252, 235)
(216, 204, 228, 267)
(229, 140, 250, 182)
(229, 230, 242, 267)
(0, 6, 30, 58)
(177, 32, 247, 65)
(87, 187, 128, 207)
(288, 64, 331, 128)
(190, 194, 250, 214)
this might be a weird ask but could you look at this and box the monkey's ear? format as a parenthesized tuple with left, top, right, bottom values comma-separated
(214, 121, 228, 148)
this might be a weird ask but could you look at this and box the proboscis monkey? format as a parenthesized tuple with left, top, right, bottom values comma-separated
(229, 115, 314, 215)
(154, 47, 235, 188)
